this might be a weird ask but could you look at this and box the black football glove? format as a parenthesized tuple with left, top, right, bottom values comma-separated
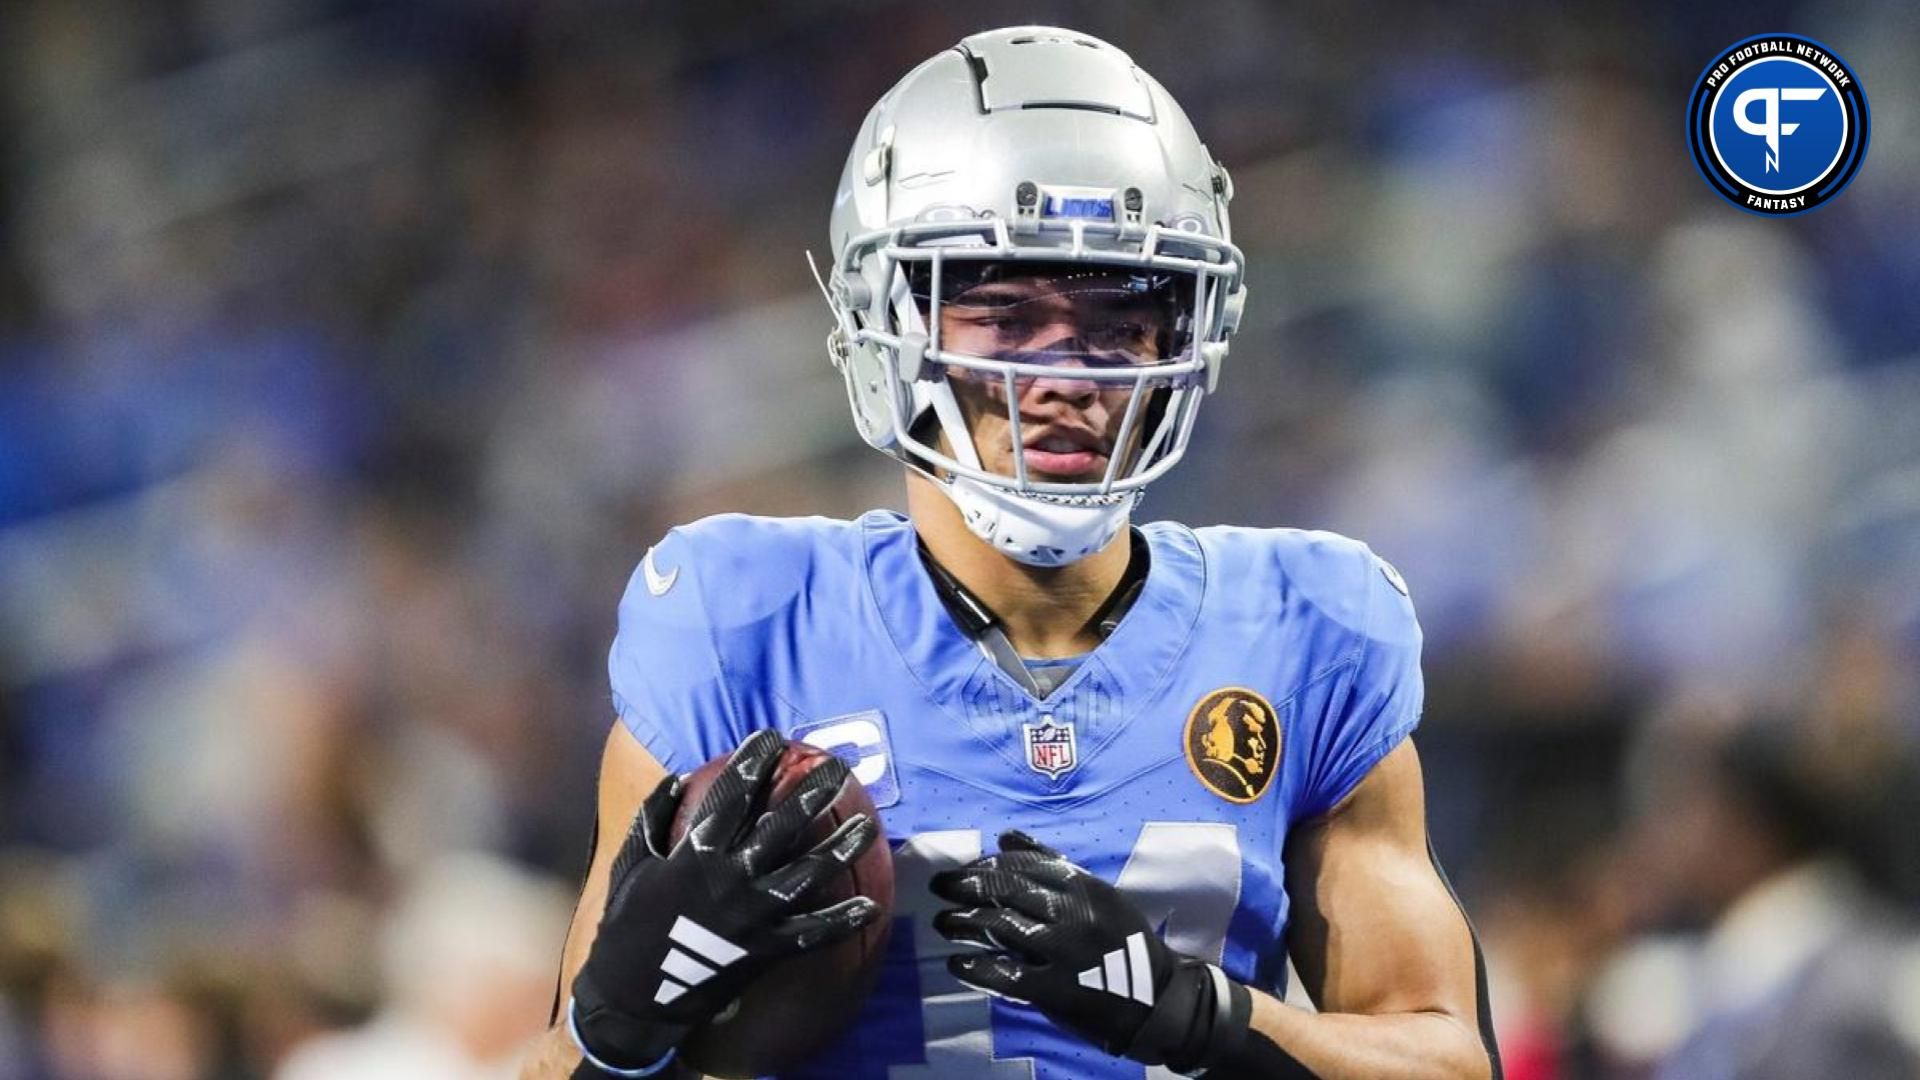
(930, 830, 1254, 1075)
(569, 729, 881, 1076)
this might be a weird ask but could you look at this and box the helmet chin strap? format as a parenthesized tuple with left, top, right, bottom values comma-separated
(944, 475, 1139, 567)
(894, 269, 1140, 568)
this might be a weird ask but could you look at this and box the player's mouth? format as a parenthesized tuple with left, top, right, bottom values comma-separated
(1019, 428, 1110, 478)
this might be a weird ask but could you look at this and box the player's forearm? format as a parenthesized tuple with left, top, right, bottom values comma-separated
(518, 1025, 583, 1079)
(1219, 986, 1491, 1080)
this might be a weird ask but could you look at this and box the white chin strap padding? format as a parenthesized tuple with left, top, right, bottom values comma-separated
(944, 476, 1137, 567)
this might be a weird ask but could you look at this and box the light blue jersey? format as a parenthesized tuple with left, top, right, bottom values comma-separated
(609, 510, 1423, 1079)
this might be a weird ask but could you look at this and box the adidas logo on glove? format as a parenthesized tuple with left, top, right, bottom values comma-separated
(654, 916, 748, 1005)
(1076, 931, 1156, 1006)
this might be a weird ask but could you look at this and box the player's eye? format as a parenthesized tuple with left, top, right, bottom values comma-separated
(1083, 322, 1156, 357)
(958, 312, 1029, 337)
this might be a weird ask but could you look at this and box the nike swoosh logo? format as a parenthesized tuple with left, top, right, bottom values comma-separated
(643, 547, 679, 597)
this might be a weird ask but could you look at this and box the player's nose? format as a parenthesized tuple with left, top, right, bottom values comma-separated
(1018, 336, 1103, 403)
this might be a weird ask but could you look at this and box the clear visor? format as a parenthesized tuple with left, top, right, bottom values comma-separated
(910, 261, 1197, 367)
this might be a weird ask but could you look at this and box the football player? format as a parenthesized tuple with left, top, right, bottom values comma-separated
(522, 26, 1500, 1080)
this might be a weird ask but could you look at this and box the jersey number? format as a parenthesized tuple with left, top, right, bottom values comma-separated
(886, 824, 1242, 1079)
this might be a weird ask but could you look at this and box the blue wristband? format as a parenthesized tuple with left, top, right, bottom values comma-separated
(566, 996, 678, 1077)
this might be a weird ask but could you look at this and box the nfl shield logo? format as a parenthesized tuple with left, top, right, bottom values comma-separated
(1023, 715, 1078, 780)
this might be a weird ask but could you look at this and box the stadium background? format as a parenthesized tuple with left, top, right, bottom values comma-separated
(0, 1, 1915, 1076)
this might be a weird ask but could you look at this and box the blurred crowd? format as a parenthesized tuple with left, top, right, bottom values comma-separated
(0, 1, 1915, 1077)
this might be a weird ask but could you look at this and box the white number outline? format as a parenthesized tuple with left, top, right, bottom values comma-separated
(881, 824, 1242, 1079)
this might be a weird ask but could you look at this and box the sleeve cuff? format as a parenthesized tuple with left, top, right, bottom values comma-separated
(566, 996, 677, 1077)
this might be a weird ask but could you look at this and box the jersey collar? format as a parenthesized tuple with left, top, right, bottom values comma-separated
(860, 508, 1206, 725)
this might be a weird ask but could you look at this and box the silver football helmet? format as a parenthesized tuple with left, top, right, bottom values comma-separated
(821, 26, 1247, 566)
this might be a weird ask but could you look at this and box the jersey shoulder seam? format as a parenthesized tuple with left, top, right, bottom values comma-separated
(1322, 538, 1386, 745)
(668, 521, 751, 745)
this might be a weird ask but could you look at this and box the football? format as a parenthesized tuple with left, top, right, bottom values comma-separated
(669, 740, 895, 1077)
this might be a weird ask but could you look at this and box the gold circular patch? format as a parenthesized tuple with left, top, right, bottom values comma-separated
(1184, 687, 1281, 804)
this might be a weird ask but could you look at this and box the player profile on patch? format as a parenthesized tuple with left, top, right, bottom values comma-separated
(1687, 33, 1869, 216)
(1185, 687, 1280, 803)
(1023, 715, 1078, 780)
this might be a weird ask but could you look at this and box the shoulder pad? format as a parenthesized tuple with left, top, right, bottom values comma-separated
(636, 513, 858, 631)
(1193, 525, 1419, 647)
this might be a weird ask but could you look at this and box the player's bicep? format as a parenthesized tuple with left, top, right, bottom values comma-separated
(1283, 739, 1479, 1024)
(555, 720, 672, 1012)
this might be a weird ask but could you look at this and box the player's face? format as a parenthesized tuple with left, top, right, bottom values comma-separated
(1242, 714, 1267, 769)
(933, 268, 1175, 484)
